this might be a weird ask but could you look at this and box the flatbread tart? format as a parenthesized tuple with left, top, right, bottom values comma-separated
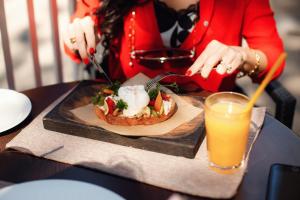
(92, 83, 177, 126)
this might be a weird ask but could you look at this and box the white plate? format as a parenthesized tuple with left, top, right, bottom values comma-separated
(0, 89, 32, 133)
(0, 179, 125, 200)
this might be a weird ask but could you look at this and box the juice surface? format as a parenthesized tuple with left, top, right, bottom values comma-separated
(205, 102, 251, 168)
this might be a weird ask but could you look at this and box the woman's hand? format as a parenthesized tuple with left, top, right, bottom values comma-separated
(186, 40, 247, 78)
(63, 16, 97, 64)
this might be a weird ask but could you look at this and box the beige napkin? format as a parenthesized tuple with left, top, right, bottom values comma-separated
(6, 84, 266, 199)
(0, 181, 13, 189)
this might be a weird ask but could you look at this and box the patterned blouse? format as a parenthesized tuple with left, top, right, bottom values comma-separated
(154, 0, 199, 48)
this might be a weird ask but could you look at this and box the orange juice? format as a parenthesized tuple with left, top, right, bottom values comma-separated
(204, 92, 251, 172)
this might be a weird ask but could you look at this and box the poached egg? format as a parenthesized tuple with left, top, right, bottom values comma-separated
(118, 85, 150, 117)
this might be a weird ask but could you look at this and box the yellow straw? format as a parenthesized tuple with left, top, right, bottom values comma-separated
(245, 52, 287, 111)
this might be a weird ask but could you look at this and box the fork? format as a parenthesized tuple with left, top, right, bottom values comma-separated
(145, 72, 186, 91)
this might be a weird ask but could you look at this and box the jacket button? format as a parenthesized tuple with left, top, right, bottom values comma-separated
(203, 20, 209, 27)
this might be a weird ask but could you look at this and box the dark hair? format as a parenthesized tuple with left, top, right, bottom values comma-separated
(97, 0, 148, 49)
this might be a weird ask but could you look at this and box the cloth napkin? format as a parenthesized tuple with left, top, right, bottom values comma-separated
(6, 85, 266, 199)
(0, 181, 13, 189)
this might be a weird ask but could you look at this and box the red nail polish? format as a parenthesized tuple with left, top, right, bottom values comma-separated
(185, 70, 192, 76)
(92, 8, 97, 13)
(89, 48, 95, 55)
(83, 58, 89, 64)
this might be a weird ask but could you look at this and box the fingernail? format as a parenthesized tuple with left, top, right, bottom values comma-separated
(185, 70, 192, 76)
(83, 58, 89, 64)
(74, 58, 81, 64)
(89, 48, 95, 55)
(92, 8, 97, 13)
(92, 16, 99, 24)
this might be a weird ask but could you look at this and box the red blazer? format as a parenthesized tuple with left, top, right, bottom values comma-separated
(70, 0, 285, 92)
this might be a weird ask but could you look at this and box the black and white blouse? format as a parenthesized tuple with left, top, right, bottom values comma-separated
(154, 0, 199, 48)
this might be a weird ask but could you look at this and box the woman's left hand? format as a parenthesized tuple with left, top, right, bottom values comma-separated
(185, 40, 247, 78)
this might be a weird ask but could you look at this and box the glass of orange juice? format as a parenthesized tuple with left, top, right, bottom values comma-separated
(204, 92, 252, 173)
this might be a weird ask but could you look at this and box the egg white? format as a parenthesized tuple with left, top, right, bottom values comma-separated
(118, 85, 150, 117)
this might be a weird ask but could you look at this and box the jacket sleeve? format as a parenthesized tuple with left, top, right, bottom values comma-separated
(71, 0, 100, 21)
(242, 0, 285, 82)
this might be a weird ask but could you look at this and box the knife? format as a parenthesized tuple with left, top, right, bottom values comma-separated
(89, 54, 113, 85)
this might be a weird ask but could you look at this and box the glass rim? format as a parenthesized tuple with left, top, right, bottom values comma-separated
(204, 92, 250, 116)
(130, 48, 195, 62)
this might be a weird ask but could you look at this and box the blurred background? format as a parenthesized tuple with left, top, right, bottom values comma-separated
(0, 0, 299, 134)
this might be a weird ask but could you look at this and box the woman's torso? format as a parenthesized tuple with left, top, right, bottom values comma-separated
(112, 0, 247, 92)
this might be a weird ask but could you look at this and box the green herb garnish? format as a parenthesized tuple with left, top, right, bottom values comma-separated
(116, 99, 128, 110)
(92, 94, 105, 106)
(148, 89, 158, 100)
(161, 82, 180, 93)
(148, 83, 161, 100)
(109, 81, 121, 95)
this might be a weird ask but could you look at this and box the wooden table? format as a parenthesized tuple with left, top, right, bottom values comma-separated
(1, 82, 300, 200)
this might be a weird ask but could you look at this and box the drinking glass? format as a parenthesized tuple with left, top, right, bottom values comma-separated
(204, 92, 252, 173)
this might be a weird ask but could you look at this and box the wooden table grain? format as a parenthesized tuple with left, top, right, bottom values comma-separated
(1, 81, 300, 200)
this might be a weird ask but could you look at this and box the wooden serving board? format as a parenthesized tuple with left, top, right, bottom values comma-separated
(43, 80, 205, 158)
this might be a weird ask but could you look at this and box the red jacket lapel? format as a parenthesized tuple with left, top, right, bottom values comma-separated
(133, 1, 164, 50)
(181, 0, 215, 49)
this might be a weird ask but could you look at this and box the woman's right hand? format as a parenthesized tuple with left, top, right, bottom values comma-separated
(63, 16, 97, 64)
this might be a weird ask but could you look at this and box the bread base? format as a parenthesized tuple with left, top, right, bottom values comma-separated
(94, 101, 177, 126)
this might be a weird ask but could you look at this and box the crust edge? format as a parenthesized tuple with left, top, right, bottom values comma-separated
(94, 101, 177, 126)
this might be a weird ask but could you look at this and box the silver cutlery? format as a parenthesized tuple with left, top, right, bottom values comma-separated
(145, 72, 186, 91)
(89, 54, 113, 85)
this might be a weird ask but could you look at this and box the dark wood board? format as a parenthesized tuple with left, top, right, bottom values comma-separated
(43, 80, 205, 158)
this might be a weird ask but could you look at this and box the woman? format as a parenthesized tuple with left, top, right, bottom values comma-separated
(63, 0, 285, 92)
